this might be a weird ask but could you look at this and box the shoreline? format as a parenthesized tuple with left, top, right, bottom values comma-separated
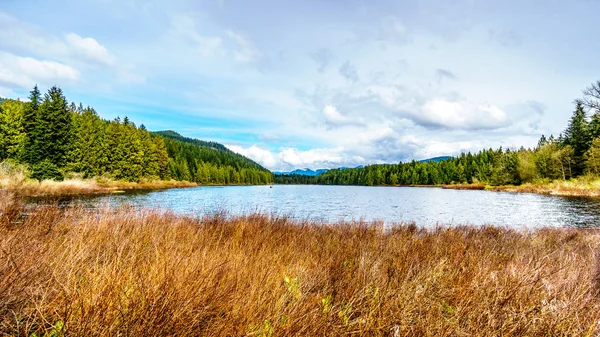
(441, 180, 600, 198)
(274, 180, 600, 198)
(1, 179, 198, 198)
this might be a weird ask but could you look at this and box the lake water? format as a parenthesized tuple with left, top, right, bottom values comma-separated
(69, 185, 600, 228)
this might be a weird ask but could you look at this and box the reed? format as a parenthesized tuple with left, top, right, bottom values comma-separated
(488, 178, 600, 197)
(0, 192, 599, 336)
(0, 173, 197, 197)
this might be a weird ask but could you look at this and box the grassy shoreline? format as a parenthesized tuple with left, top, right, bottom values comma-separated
(1, 192, 599, 336)
(0, 177, 198, 197)
(440, 179, 600, 197)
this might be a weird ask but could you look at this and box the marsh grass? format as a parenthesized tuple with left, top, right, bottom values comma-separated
(0, 170, 197, 197)
(488, 177, 600, 197)
(1, 191, 599, 336)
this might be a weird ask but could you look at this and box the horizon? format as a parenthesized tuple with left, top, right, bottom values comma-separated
(1, 0, 597, 171)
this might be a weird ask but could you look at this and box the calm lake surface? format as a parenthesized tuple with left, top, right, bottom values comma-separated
(68, 185, 600, 228)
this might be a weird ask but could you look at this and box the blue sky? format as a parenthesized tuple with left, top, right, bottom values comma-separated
(0, 0, 597, 171)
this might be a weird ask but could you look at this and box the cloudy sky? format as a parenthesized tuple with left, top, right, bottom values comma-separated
(0, 0, 597, 171)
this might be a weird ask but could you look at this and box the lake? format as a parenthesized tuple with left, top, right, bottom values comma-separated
(65, 185, 600, 228)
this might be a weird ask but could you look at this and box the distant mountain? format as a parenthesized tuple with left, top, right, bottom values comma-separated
(419, 156, 452, 163)
(274, 168, 329, 176)
(275, 165, 366, 176)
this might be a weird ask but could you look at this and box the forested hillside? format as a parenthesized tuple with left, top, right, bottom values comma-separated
(156, 131, 272, 185)
(276, 81, 600, 186)
(0, 85, 273, 185)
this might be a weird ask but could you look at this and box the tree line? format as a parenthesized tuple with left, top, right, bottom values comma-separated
(275, 81, 600, 186)
(0, 85, 273, 184)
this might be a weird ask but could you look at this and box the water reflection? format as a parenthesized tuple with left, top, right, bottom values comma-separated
(34, 185, 600, 228)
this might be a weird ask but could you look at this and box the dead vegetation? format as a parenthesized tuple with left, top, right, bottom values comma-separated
(0, 191, 599, 336)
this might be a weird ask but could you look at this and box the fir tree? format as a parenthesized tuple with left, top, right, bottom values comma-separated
(21, 85, 41, 163)
(34, 86, 73, 167)
(563, 102, 590, 175)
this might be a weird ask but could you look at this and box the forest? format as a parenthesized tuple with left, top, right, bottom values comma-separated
(0, 86, 273, 185)
(275, 81, 600, 186)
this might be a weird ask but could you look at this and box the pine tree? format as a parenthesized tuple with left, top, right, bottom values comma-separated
(21, 85, 41, 163)
(563, 102, 591, 175)
(35, 86, 73, 167)
(68, 107, 109, 177)
(589, 112, 600, 140)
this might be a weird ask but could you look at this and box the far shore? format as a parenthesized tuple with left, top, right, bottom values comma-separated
(439, 179, 600, 198)
(5, 174, 600, 198)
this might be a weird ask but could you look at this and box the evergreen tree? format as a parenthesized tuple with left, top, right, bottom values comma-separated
(34, 86, 73, 167)
(537, 134, 548, 149)
(562, 102, 590, 175)
(21, 85, 41, 163)
(68, 107, 109, 177)
(589, 112, 600, 140)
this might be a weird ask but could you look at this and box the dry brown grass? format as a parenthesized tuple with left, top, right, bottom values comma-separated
(1, 175, 197, 197)
(488, 179, 600, 197)
(1, 191, 600, 336)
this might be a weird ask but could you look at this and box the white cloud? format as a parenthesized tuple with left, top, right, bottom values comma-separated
(323, 104, 347, 124)
(65, 33, 116, 66)
(228, 144, 360, 171)
(421, 99, 508, 129)
(226, 30, 260, 63)
(0, 12, 66, 56)
(227, 144, 277, 168)
(0, 12, 117, 68)
(0, 52, 80, 88)
(168, 14, 224, 57)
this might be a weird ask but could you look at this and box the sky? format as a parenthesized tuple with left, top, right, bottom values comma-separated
(0, 0, 598, 171)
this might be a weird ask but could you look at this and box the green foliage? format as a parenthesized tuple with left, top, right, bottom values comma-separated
(275, 142, 578, 186)
(31, 320, 65, 337)
(249, 320, 274, 337)
(0, 99, 25, 160)
(585, 137, 600, 175)
(28, 86, 73, 167)
(159, 132, 273, 185)
(21, 85, 41, 163)
(562, 102, 590, 175)
(1, 85, 272, 184)
(31, 159, 64, 181)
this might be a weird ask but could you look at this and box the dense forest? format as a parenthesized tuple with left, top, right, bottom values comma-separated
(275, 81, 600, 186)
(0, 85, 273, 185)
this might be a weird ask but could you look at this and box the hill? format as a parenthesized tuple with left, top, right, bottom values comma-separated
(153, 131, 272, 184)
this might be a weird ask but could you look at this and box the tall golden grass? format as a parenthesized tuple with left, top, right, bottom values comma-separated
(0, 169, 197, 198)
(1, 191, 599, 336)
(488, 178, 600, 197)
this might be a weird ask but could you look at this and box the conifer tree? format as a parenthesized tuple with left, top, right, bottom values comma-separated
(34, 86, 73, 167)
(21, 85, 41, 163)
(563, 102, 590, 175)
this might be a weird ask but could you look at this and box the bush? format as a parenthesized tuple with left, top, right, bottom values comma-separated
(30, 159, 64, 181)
